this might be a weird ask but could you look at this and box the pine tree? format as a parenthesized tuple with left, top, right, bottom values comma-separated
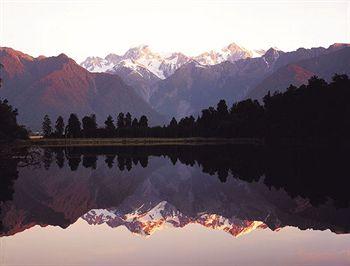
(169, 117, 178, 127)
(66, 114, 81, 138)
(125, 112, 132, 128)
(217, 99, 229, 119)
(82, 114, 97, 137)
(117, 112, 125, 129)
(42, 115, 52, 138)
(105, 115, 116, 133)
(54, 116, 65, 138)
(131, 118, 139, 128)
(139, 115, 148, 128)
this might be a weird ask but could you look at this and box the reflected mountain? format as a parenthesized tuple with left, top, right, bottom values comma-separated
(83, 203, 267, 237)
(1, 145, 350, 237)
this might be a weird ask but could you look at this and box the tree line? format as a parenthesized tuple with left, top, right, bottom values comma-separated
(42, 113, 150, 138)
(42, 74, 350, 141)
(1, 71, 349, 142)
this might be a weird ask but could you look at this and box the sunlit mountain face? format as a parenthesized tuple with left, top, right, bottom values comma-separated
(1, 145, 350, 238)
(80, 42, 255, 79)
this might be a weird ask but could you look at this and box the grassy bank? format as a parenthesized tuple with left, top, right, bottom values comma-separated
(24, 137, 264, 147)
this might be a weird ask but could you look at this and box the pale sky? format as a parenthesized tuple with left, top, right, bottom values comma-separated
(1, 0, 349, 62)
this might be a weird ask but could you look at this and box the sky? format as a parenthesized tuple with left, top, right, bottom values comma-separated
(1, 0, 349, 62)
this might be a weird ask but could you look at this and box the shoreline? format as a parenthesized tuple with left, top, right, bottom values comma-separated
(21, 137, 264, 147)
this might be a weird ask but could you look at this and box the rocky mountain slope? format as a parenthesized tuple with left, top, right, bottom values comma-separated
(0, 47, 164, 130)
(107, 59, 161, 102)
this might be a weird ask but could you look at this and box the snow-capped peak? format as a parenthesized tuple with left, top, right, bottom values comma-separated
(105, 53, 122, 64)
(194, 42, 254, 65)
(80, 42, 267, 78)
(185, 59, 208, 69)
(80, 56, 113, 72)
(224, 42, 251, 55)
(262, 47, 283, 66)
(110, 45, 188, 79)
(124, 45, 160, 61)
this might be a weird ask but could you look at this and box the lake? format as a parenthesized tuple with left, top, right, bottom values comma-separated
(1, 145, 350, 266)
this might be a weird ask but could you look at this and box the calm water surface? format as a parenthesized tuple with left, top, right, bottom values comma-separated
(1, 145, 350, 266)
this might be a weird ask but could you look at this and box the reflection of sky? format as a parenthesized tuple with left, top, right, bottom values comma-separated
(2, 219, 350, 266)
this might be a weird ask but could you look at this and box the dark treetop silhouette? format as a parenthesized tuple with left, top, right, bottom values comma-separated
(0, 99, 28, 141)
(41, 74, 350, 143)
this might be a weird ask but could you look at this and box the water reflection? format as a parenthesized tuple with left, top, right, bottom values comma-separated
(1, 145, 350, 238)
(47, 145, 350, 207)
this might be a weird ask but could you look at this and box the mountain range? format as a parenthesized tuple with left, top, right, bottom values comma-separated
(80, 43, 259, 79)
(81, 42, 350, 120)
(0, 42, 349, 130)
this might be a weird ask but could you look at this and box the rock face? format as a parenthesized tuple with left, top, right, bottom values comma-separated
(0, 47, 164, 130)
(107, 59, 161, 102)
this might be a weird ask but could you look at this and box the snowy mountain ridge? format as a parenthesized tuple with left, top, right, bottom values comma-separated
(80, 42, 267, 79)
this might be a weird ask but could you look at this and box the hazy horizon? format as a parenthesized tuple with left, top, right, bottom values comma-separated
(1, 0, 349, 62)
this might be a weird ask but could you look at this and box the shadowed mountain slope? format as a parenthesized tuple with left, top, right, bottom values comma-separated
(248, 46, 350, 100)
(0, 47, 164, 130)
